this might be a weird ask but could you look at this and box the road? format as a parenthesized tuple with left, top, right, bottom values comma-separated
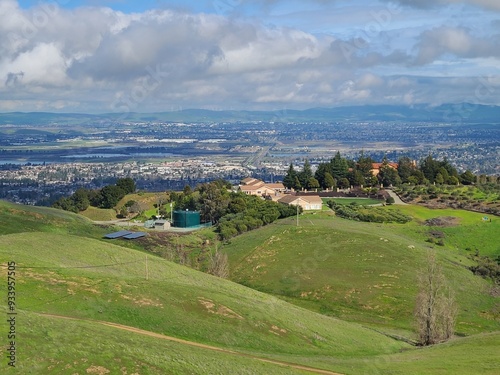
(386, 189, 408, 205)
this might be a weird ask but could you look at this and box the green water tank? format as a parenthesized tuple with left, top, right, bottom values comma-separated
(172, 210, 201, 228)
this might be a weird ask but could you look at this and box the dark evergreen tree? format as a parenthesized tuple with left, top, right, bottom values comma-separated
(356, 151, 374, 182)
(330, 152, 349, 180)
(314, 162, 330, 189)
(397, 156, 416, 183)
(298, 159, 313, 188)
(460, 170, 476, 185)
(420, 155, 441, 183)
(379, 164, 401, 187)
(324, 172, 336, 190)
(283, 163, 297, 189)
(99, 185, 126, 208)
(116, 178, 136, 194)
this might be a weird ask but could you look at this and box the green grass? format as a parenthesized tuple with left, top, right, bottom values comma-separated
(224, 209, 499, 337)
(393, 205, 500, 257)
(4, 310, 311, 375)
(1, 200, 499, 374)
(79, 206, 117, 221)
(0, 231, 409, 373)
(0, 200, 102, 236)
(269, 332, 500, 375)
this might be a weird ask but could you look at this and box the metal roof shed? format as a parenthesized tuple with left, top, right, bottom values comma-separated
(123, 232, 147, 240)
(104, 230, 133, 239)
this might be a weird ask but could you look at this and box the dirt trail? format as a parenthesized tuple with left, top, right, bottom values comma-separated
(38, 313, 343, 375)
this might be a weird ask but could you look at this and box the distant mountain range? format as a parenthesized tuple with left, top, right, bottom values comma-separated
(1, 103, 499, 125)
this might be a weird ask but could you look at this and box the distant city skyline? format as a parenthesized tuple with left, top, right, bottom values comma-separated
(2, 0, 499, 113)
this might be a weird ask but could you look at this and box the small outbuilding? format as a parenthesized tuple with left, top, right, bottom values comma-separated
(154, 219, 171, 230)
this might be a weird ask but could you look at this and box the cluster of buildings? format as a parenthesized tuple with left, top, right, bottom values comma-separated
(238, 177, 323, 211)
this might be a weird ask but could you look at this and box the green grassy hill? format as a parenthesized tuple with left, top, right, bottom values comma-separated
(223, 208, 500, 338)
(8, 310, 313, 374)
(1, 200, 499, 374)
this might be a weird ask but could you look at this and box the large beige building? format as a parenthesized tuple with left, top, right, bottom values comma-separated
(277, 194, 323, 211)
(239, 177, 285, 198)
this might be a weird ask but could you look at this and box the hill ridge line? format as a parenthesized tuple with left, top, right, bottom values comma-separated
(36, 312, 343, 375)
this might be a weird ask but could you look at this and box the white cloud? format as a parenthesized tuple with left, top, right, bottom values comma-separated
(0, 0, 498, 112)
(389, 0, 500, 11)
(414, 26, 500, 65)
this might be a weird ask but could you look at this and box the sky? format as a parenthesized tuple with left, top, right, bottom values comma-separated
(1, 0, 499, 113)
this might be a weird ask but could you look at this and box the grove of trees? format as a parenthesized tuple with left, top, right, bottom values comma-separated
(283, 152, 491, 191)
(52, 177, 136, 212)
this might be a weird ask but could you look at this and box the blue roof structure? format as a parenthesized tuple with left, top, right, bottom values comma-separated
(123, 232, 147, 240)
(104, 230, 133, 239)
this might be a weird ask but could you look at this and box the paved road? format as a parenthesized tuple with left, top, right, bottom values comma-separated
(386, 189, 408, 205)
(39, 313, 344, 375)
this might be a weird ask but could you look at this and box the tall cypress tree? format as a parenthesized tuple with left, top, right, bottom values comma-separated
(283, 163, 297, 189)
(330, 152, 348, 180)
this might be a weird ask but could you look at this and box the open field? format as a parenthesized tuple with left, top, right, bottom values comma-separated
(393, 205, 500, 257)
(74, 192, 173, 222)
(1, 200, 499, 374)
(4, 310, 314, 375)
(79, 206, 117, 221)
(224, 207, 500, 338)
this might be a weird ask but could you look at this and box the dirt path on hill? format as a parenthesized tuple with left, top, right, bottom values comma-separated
(38, 313, 343, 375)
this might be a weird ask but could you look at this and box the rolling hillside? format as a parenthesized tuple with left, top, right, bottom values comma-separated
(1, 200, 499, 374)
(224, 208, 500, 338)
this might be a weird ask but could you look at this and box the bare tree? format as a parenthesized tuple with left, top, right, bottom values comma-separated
(208, 244, 229, 279)
(415, 251, 458, 346)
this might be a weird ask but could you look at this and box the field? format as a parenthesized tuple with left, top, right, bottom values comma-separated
(6, 311, 314, 375)
(1, 200, 499, 374)
(78, 192, 173, 222)
(396, 184, 500, 216)
(79, 206, 118, 221)
(224, 206, 500, 338)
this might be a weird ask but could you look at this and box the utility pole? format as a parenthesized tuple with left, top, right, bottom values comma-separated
(296, 197, 300, 227)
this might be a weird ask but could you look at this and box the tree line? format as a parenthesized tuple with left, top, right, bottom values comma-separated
(283, 152, 494, 191)
(52, 178, 136, 212)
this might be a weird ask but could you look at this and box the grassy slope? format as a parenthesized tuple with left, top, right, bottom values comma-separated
(78, 192, 173, 222)
(0, 230, 408, 373)
(224, 209, 499, 337)
(4, 310, 310, 375)
(394, 205, 500, 257)
(0, 200, 103, 236)
(6, 312, 500, 375)
(1, 200, 499, 374)
(79, 206, 117, 221)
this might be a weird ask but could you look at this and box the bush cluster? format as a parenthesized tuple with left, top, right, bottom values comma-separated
(52, 178, 136, 212)
(327, 201, 411, 223)
(217, 197, 297, 240)
(469, 254, 500, 284)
